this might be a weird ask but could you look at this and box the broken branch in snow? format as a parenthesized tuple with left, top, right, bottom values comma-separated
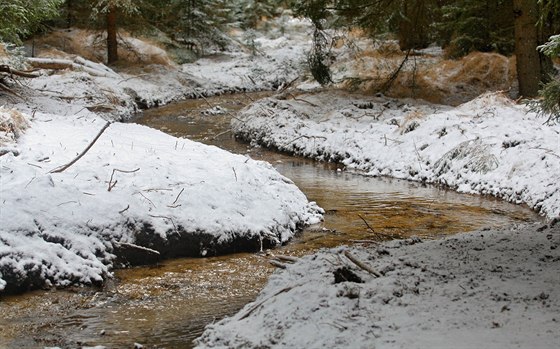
(238, 285, 299, 320)
(50, 121, 111, 174)
(269, 260, 287, 269)
(168, 188, 185, 207)
(27, 57, 120, 78)
(108, 167, 140, 191)
(0, 64, 40, 78)
(119, 205, 130, 214)
(284, 134, 327, 146)
(148, 214, 177, 231)
(343, 250, 381, 277)
(287, 93, 319, 107)
(274, 254, 299, 263)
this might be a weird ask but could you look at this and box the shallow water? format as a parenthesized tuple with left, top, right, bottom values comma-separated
(0, 92, 539, 349)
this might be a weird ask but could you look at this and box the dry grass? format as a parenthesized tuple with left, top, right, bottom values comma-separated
(339, 41, 518, 106)
(30, 28, 174, 68)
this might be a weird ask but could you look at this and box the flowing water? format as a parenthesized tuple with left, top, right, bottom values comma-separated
(0, 92, 540, 349)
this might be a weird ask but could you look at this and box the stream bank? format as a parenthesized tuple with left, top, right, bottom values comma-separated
(0, 92, 543, 349)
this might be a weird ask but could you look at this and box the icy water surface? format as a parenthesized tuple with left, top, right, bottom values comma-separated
(0, 92, 540, 349)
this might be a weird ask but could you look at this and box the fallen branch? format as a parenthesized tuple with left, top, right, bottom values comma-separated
(114, 241, 160, 256)
(108, 167, 140, 191)
(358, 214, 399, 240)
(275, 254, 299, 263)
(381, 48, 411, 93)
(27, 57, 120, 78)
(287, 93, 319, 107)
(50, 121, 111, 173)
(169, 188, 185, 206)
(238, 285, 298, 320)
(269, 260, 287, 269)
(0, 64, 40, 78)
(119, 205, 130, 214)
(343, 250, 381, 277)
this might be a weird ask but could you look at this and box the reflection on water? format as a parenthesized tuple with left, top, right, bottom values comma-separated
(0, 93, 540, 349)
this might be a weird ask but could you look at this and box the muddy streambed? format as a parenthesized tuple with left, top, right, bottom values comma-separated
(0, 93, 540, 349)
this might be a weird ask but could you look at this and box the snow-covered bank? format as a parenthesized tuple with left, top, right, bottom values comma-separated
(9, 17, 312, 120)
(0, 108, 322, 294)
(233, 91, 560, 219)
(196, 221, 560, 349)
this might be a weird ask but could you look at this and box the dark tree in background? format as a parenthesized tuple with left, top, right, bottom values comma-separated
(514, 0, 543, 97)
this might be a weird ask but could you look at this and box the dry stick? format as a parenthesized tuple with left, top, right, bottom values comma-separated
(0, 65, 40, 78)
(343, 250, 381, 277)
(232, 167, 238, 182)
(170, 188, 185, 206)
(138, 192, 156, 208)
(238, 285, 298, 320)
(211, 129, 232, 140)
(284, 134, 327, 147)
(357, 214, 397, 240)
(278, 76, 300, 94)
(0, 80, 23, 98)
(117, 74, 150, 84)
(108, 168, 140, 191)
(50, 121, 111, 173)
(148, 214, 177, 231)
(275, 254, 299, 263)
(287, 93, 319, 107)
(119, 205, 130, 214)
(269, 260, 287, 269)
(381, 48, 411, 94)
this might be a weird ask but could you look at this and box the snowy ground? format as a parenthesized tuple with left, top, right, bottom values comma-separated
(196, 221, 560, 349)
(0, 17, 320, 294)
(195, 89, 560, 349)
(0, 106, 322, 293)
(232, 90, 560, 219)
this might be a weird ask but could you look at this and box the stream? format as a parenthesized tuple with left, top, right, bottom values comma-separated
(0, 92, 540, 349)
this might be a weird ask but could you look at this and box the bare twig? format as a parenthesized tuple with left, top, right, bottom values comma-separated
(117, 74, 150, 84)
(357, 214, 398, 240)
(287, 93, 319, 107)
(169, 188, 185, 206)
(108, 167, 140, 191)
(148, 214, 177, 231)
(238, 285, 299, 320)
(284, 134, 327, 146)
(343, 250, 381, 277)
(269, 260, 287, 269)
(50, 121, 111, 173)
(137, 192, 156, 208)
(118, 205, 130, 214)
(381, 48, 411, 93)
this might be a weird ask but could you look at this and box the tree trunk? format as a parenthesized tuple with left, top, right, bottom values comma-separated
(107, 5, 118, 65)
(513, 0, 541, 97)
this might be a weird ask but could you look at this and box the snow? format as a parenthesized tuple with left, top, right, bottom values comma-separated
(0, 107, 322, 291)
(193, 80, 560, 349)
(195, 221, 560, 349)
(232, 91, 560, 219)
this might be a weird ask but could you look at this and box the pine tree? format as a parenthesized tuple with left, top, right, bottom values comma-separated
(437, 0, 514, 57)
(92, 0, 139, 64)
(0, 0, 64, 44)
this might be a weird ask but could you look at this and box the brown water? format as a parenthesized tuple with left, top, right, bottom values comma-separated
(0, 92, 539, 349)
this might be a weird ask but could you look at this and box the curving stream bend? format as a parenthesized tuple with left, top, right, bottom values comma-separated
(0, 93, 539, 349)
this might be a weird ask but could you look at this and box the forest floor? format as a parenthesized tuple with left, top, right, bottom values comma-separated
(0, 15, 559, 349)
